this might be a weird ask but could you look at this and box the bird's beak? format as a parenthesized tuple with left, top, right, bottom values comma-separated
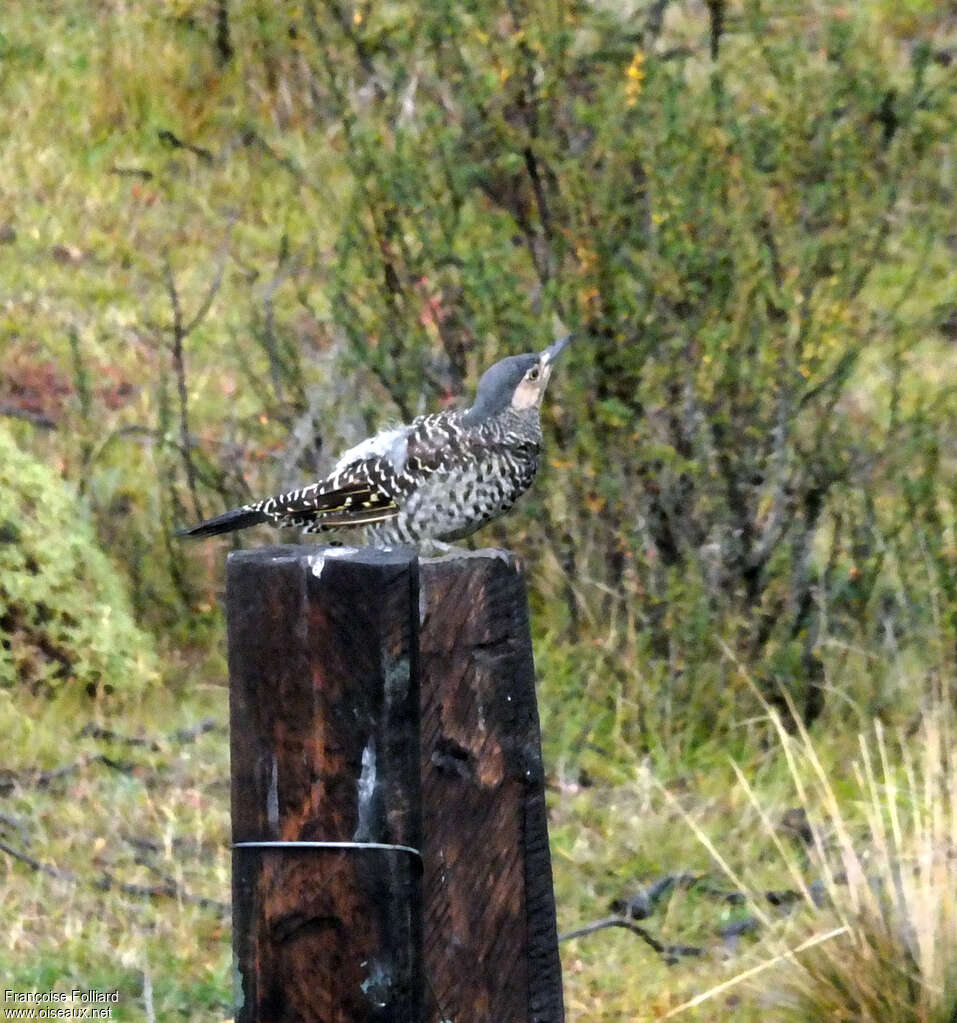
(541, 332, 574, 368)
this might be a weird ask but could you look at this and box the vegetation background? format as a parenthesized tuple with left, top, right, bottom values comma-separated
(0, 0, 954, 1019)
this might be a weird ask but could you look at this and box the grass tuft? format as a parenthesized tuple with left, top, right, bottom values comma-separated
(672, 674, 957, 1023)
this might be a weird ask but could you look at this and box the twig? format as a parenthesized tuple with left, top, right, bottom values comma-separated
(162, 237, 231, 522)
(504, 0, 560, 295)
(705, 0, 725, 61)
(142, 968, 156, 1023)
(98, 865, 229, 914)
(0, 753, 138, 795)
(214, 0, 233, 66)
(169, 717, 220, 743)
(163, 253, 200, 521)
(77, 724, 161, 750)
(260, 242, 294, 405)
(0, 838, 65, 880)
(96, 872, 227, 914)
(559, 915, 703, 962)
(77, 717, 220, 750)
(26, 755, 98, 789)
(644, 0, 674, 43)
(109, 166, 154, 180)
(183, 241, 232, 338)
(0, 837, 229, 915)
(156, 129, 214, 164)
(0, 403, 56, 429)
(0, 813, 30, 845)
(121, 833, 211, 858)
(237, 129, 323, 195)
(329, 0, 386, 102)
(132, 856, 229, 913)
(611, 872, 699, 919)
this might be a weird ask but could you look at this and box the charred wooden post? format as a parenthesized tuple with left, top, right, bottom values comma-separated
(419, 551, 565, 1023)
(227, 546, 422, 1023)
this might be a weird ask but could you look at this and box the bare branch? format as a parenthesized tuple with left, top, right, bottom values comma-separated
(705, 0, 726, 61)
(161, 235, 231, 522)
(156, 129, 214, 164)
(163, 253, 201, 521)
(183, 237, 232, 337)
(0, 403, 56, 429)
(559, 915, 703, 961)
(644, 0, 674, 44)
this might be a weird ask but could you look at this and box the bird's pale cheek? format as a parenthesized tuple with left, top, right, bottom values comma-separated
(511, 379, 541, 410)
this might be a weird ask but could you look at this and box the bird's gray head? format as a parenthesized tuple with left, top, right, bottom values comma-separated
(464, 334, 573, 424)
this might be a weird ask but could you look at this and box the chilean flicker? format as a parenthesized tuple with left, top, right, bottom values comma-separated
(179, 334, 573, 547)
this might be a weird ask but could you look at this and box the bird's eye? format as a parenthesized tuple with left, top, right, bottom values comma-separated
(528, 367, 540, 381)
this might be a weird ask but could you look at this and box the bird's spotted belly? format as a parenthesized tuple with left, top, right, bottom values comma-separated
(372, 461, 534, 545)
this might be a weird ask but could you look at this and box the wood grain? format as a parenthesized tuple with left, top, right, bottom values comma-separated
(419, 551, 565, 1023)
(227, 545, 422, 1023)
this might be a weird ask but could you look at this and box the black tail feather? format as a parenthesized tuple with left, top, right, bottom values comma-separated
(176, 506, 268, 538)
(177, 480, 400, 538)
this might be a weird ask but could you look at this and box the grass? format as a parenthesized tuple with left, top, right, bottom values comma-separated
(738, 693, 957, 1022)
(0, 685, 231, 1020)
(0, 684, 804, 1021)
(550, 671, 957, 1021)
(1, 654, 955, 1020)
(0, 1, 955, 1020)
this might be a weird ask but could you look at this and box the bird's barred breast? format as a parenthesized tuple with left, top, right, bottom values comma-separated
(374, 454, 539, 544)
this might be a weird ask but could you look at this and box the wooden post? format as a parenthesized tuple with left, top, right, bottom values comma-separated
(419, 551, 565, 1023)
(227, 545, 423, 1023)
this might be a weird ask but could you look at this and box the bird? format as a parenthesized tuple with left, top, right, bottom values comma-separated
(179, 333, 573, 548)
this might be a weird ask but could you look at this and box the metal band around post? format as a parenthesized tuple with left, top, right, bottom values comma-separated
(233, 840, 422, 860)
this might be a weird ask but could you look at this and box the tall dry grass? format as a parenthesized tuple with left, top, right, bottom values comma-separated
(670, 674, 957, 1022)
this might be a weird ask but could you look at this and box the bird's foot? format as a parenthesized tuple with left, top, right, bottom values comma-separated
(418, 539, 456, 557)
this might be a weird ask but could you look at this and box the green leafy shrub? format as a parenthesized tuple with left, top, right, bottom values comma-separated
(0, 425, 157, 697)
(205, 2, 954, 744)
(3, 2, 953, 751)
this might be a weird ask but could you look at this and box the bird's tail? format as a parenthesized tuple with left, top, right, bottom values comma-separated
(176, 506, 268, 538)
(178, 481, 399, 538)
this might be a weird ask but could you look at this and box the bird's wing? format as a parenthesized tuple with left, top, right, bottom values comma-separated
(333, 414, 467, 477)
(260, 478, 398, 527)
(387, 412, 461, 475)
(294, 414, 460, 528)
(259, 422, 425, 531)
(269, 413, 469, 527)
(178, 478, 398, 538)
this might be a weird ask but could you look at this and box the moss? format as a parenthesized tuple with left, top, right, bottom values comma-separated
(0, 425, 156, 697)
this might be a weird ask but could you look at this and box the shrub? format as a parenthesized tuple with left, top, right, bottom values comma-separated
(0, 425, 157, 698)
(211, 2, 955, 742)
(7, 2, 954, 748)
